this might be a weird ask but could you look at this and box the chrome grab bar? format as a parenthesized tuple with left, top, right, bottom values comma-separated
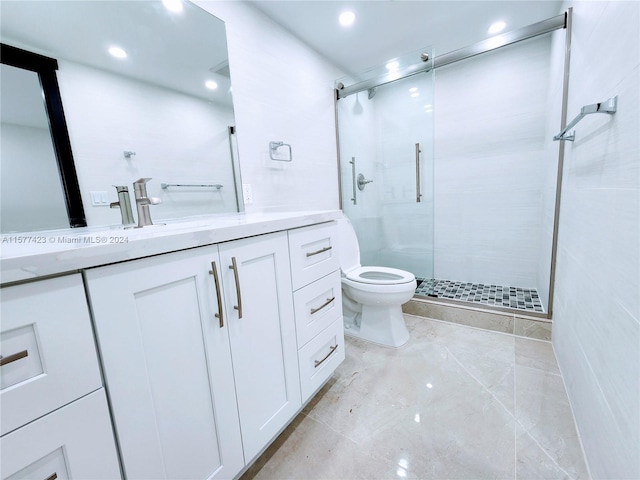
(229, 257, 243, 318)
(554, 96, 617, 141)
(350, 157, 357, 204)
(209, 261, 224, 328)
(415, 143, 422, 203)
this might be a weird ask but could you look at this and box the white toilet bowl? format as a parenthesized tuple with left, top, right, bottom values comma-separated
(338, 215, 416, 347)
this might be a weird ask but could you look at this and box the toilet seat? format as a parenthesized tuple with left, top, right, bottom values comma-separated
(344, 266, 415, 285)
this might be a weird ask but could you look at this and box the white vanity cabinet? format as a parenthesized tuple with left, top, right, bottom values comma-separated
(85, 246, 244, 480)
(288, 222, 345, 403)
(85, 230, 301, 478)
(0, 275, 120, 480)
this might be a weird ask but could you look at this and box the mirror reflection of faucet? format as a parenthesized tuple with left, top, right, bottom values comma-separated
(133, 178, 162, 228)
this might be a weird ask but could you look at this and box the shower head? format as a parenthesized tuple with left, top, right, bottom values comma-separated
(367, 87, 377, 99)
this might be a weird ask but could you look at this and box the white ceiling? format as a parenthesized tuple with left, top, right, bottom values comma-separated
(248, 0, 564, 75)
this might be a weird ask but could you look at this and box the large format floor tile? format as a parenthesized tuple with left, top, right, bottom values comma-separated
(242, 315, 589, 480)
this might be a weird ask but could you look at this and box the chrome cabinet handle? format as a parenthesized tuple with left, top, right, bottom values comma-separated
(314, 344, 338, 368)
(310, 297, 335, 315)
(306, 246, 332, 257)
(209, 261, 224, 328)
(229, 257, 243, 318)
(0, 349, 28, 367)
(415, 143, 422, 203)
(45, 473, 58, 480)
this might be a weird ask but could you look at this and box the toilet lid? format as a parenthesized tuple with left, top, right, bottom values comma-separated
(346, 266, 416, 285)
(337, 214, 361, 273)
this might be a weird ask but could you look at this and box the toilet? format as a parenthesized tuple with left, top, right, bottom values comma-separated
(338, 215, 416, 348)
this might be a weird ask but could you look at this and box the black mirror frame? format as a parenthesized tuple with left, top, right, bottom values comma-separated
(1, 43, 87, 228)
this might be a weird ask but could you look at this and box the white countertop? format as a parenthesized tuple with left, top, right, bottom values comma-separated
(0, 210, 342, 284)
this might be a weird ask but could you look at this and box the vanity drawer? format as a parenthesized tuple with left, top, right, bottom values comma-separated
(288, 222, 339, 290)
(0, 274, 102, 436)
(1, 389, 121, 480)
(293, 271, 342, 347)
(298, 317, 345, 403)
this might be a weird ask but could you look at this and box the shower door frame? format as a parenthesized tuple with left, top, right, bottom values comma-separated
(334, 9, 573, 320)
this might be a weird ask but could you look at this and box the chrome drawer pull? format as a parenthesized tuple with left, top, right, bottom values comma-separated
(314, 344, 338, 368)
(310, 297, 335, 315)
(229, 257, 243, 319)
(209, 261, 224, 328)
(45, 473, 58, 480)
(306, 246, 332, 257)
(0, 349, 28, 367)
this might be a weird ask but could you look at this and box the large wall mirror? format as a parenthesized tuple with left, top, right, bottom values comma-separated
(0, 0, 241, 233)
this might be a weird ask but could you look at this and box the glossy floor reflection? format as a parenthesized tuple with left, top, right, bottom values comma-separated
(242, 315, 590, 480)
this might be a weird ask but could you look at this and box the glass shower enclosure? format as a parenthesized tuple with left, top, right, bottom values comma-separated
(336, 48, 435, 282)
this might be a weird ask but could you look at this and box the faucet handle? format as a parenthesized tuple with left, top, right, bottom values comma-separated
(133, 178, 152, 198)
(147, 197, 162, 205)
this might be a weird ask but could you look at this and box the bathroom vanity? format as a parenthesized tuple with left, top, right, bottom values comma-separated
(0, 210, 344, 479)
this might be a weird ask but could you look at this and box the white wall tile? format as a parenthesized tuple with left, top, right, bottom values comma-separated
(433, 35, 558, 293)
(552, 2, 640, 478)
(194, 1, 342, 212)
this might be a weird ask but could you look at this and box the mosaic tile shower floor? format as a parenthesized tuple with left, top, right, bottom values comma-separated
(415, 278, 545, 313)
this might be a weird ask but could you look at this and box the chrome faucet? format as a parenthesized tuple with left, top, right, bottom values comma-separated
(133, 178, 162, 228)
(110, 186, 135, 227)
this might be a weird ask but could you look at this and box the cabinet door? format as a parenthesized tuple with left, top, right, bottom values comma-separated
(85, 247, 244, 480)
(219, 232, 301, 461)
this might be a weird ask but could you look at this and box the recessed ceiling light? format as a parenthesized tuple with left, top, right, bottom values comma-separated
(205, 80, 218, 90)
(162, 0, 183, 13)
(488, 21, 506, 34)
(108, 46, 127, 59)
(409, 87, 418, 93)
(339, 11, 355, 27)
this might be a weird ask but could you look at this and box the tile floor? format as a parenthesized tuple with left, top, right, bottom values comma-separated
(415, 278, 545, 313)
(242, 315, 589, 480)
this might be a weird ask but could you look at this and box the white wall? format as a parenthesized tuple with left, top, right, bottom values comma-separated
(551, 2, 640, 478)
(433, 35, 559, 295)
(57, 61, 238, 226)
(194, 1, 342, 212)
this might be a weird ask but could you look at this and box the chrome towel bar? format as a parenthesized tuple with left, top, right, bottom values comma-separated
(554, 96, 618, 141)
(161, 183, 223, 190)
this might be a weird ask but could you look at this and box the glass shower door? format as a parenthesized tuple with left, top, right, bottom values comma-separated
(337, 63, 435, 281)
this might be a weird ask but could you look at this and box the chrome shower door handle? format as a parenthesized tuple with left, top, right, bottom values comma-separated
(415, 143, 422, 203)
(229, 257, 243, 319)
(209, 261, 224, 328)
(350, 157, 357, 204)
